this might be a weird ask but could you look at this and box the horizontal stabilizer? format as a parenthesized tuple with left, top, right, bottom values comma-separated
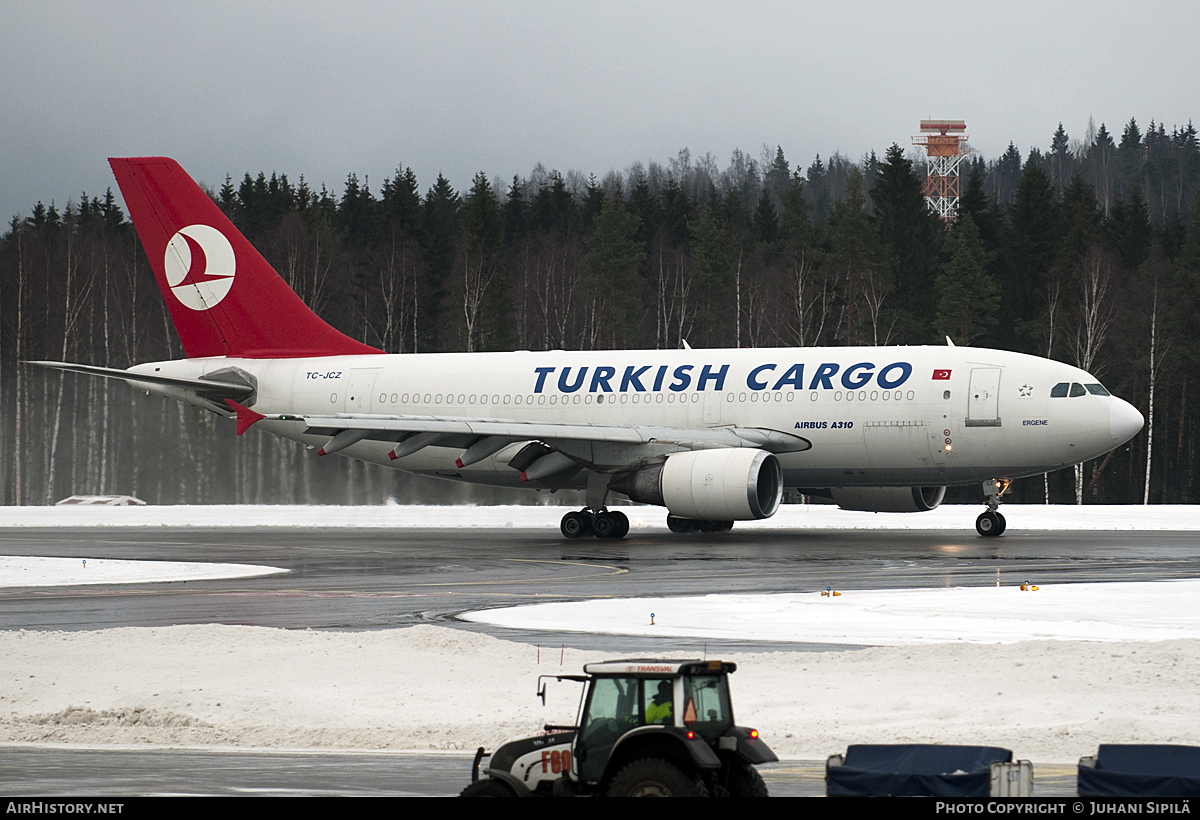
(28, 361, 254, 401)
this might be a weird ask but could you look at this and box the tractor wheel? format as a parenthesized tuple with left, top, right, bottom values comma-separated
(723, 760, 769, 797)
(459, 777, 516, 797)
(607, 758, 708, 797)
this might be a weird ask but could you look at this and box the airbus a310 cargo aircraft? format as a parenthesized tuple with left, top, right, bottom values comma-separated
(35, 158, 1144, 539)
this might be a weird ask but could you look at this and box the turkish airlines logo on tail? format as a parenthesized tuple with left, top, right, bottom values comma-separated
(163, 225, 236, 311)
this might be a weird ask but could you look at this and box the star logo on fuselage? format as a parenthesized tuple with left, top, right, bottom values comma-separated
(1018, 384, 1033, 398)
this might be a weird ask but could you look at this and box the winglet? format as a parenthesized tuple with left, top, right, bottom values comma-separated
(226, 400, 265, 435)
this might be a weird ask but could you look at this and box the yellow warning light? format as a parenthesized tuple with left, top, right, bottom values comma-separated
(945, 444, 953, 451)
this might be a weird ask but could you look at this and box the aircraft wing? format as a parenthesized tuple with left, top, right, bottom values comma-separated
(259, 411, 810, 468)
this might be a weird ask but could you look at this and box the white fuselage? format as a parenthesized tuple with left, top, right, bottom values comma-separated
(130, 345, 1141, 492)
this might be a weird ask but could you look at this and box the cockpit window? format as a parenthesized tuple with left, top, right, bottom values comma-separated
(1070, 383, 1087, 397)
(1085, 384, 1110, 396)
(1051, 383, 1069, 398)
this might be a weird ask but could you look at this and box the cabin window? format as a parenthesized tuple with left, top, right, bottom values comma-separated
(943, 390, 951, 400)
(1085, 383, 1111, 396)
(1051, 383, 1069, 398)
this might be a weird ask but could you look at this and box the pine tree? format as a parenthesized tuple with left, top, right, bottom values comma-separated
(1002, 160, 1059, 351)
(870, 143, 942, 337)
(1049, 123, 1073, 191)
(935, 214, 999, 346)
(580, 195, 646, 348)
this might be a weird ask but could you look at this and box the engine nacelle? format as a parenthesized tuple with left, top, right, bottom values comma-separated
(829, 486, 946, 513)
(609, 448, 783, 521)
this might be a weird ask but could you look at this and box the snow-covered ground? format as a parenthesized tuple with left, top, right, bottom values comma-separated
(2, 502, 1199, 530)
(1, 504, 1198, 762)
(462, 580, 1200, 645)
(0, 556, 287, 588)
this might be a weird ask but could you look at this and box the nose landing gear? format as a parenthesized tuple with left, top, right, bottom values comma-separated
(976, 478, 1011, 537)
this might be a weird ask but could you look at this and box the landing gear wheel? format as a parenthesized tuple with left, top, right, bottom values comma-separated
(994, 512, 1006, 535)
(976, 510, 1004, 537)
(666, 515, 694, 534)
(560, 510, 591, 539)
(722, 759, 769, 797)
(459, 777, 516, 797)
(607, 758, 708, 797)
(593, 511, 629, 539)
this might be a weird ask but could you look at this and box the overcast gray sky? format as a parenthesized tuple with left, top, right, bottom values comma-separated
(3, 1, 1198, 223)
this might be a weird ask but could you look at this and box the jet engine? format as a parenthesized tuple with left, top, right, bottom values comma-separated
(609, 448, 783, 521)
(829, 486, 946, 513)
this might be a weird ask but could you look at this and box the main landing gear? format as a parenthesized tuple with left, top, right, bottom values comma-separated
(976, 478, 1011, 537)
(560, 508, 629, 539)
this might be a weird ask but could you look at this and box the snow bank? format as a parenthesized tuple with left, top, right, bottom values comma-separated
(2, 624, 1196, 762)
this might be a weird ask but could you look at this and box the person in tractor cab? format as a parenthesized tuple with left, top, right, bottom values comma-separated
(645, 679, 673, 724)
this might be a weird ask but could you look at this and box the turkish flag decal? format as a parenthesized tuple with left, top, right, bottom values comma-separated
(932, 369, 952, 380)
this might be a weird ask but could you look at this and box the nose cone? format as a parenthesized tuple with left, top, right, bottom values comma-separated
(1109, 398, 1144, 447)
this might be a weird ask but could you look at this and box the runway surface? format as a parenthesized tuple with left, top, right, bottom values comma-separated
(2, 525, 1198, 650)
(3, 522, 1198, 796)
(0, 747, 1083, 797)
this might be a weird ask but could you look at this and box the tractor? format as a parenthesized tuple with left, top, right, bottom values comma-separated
(460, 658, 775, 797)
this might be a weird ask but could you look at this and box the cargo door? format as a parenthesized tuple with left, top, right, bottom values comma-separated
(966, 367, 1002, 427)
(345, 369, 380, 414)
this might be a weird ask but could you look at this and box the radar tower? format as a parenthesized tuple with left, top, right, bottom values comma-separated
(912, 120, 968, 224)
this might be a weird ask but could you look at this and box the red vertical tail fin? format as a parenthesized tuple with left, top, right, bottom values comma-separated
(109, 157, 382, 359)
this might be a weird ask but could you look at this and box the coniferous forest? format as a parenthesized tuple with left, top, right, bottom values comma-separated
(2, 118, 1199, 507)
